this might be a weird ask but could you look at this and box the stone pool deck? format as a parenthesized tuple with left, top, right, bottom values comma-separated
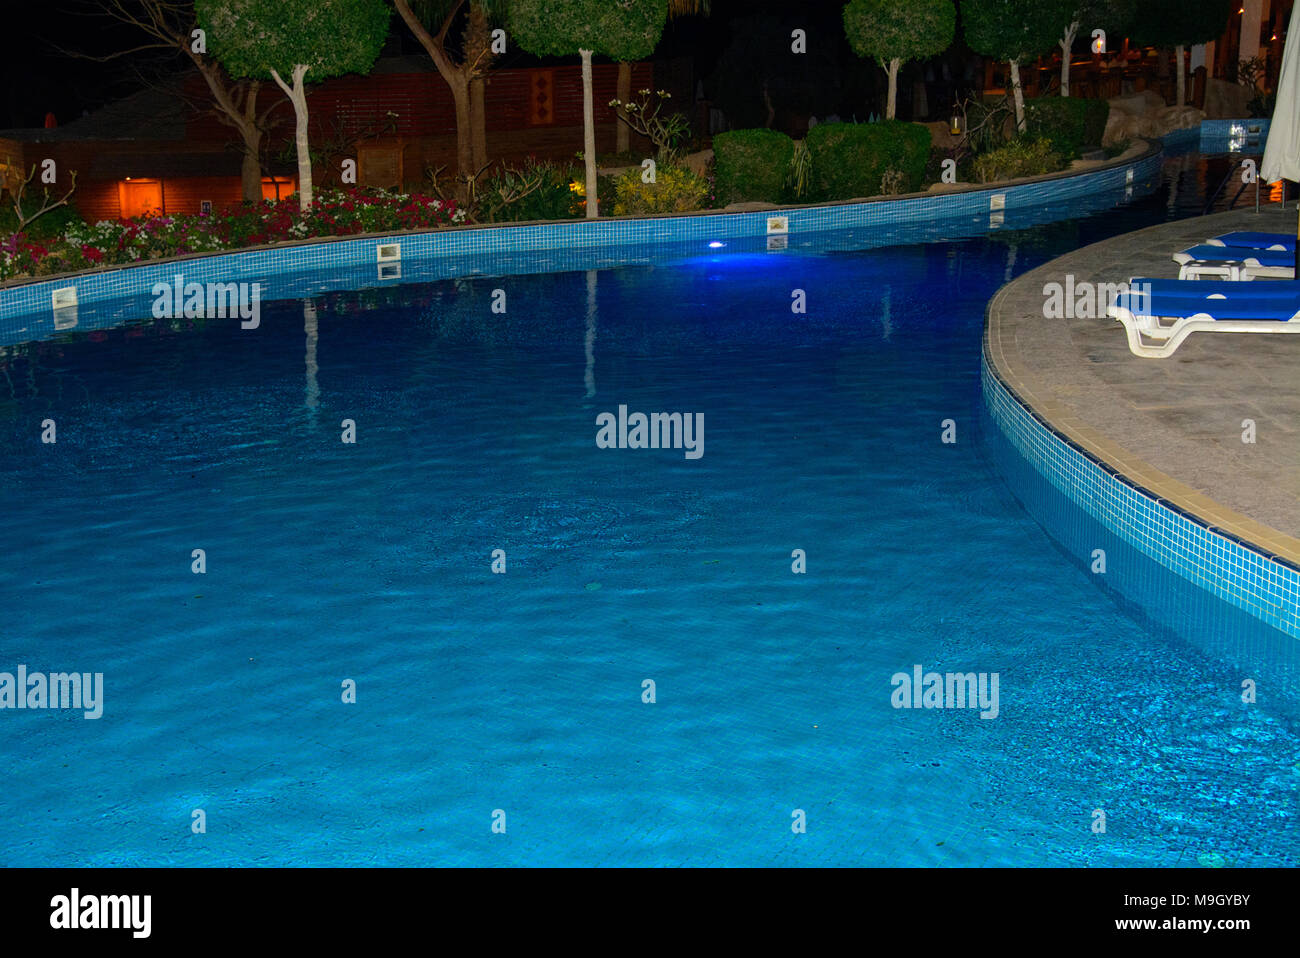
(986, 203, 1300, 565)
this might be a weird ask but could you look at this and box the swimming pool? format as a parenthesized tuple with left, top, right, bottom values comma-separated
(1, 149, 1296, 867)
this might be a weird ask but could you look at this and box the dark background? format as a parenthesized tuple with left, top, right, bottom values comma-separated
(2, 0, 970, 132)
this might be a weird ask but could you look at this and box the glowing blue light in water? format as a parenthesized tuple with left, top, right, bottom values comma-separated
(708, 241, 726, 248)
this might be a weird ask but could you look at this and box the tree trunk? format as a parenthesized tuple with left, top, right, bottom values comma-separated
(238, 84, 264, 203)
(189, 63, 266, 203)
(470, 76, 488, 172)
(272, 64, 312, 210)
(615, 61, 632, 154)
(392, 0, 478, 200)
(292, 85, 311, 209)
(1175, 44, 1186, 105)
(1009, 60, 1026, 133)
(886, 58, 900, 120)
(240, 147, 262, 204)
(450, 75, 473, 201)
(465, 1, 491, 172)
(581, 49, 598, 218)
(1060, 21, 1078, 96)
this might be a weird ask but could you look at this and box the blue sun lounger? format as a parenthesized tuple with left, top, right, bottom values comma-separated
(1173, 244, 1295, 280)
(1106, 278, 1300, 357)
(1206, 231, 1296, 252)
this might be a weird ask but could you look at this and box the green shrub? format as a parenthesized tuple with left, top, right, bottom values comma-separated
(963, 97, 1016, 156)
(712, 128, 795, 204)
(971, 137, 1065, 183)
(805, 120, 931, 200)
(786, 139, 812, 200)
(0, 202, 85, 241)
(879, 169, 909, 194)
(478, 160, 582, 223)
(610, 165, 711, 215)
(1024, 97, 1109, 159)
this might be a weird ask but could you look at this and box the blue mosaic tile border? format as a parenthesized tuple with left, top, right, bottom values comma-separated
(0, 144, 1164, 334)
(1200, 117, 1270, 139)
(981, 343, 1300, 641)
(1198, 117, 1270, 154)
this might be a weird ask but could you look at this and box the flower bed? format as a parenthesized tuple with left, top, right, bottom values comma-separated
(0, 187, 464, 282)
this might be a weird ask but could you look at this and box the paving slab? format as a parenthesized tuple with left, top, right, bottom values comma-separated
(986, 203, 1300, 563)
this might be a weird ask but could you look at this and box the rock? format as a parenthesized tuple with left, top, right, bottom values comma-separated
(924, 120, 961, 151)
(1103, 91, 1203, 145)
(1157, 104, 1205, 131)
(1108, 89, 1168, 117)
(1203, 77, 1253, 119)
(1103, 109, 1155, 145)
(681, 148, 713, 177)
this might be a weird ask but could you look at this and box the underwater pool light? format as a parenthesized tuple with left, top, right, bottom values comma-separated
(708, 241, 726, 248)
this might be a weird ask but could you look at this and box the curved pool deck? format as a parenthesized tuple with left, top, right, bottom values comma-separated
(985, 205, 1300, 630)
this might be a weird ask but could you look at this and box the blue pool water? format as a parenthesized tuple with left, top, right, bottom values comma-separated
(1, 152, 1296, 867)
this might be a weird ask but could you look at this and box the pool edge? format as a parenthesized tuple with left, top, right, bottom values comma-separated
(982, 288, 1300, 641)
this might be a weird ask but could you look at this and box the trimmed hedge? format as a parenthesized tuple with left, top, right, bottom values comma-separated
(712, 128, 795, 204)
(805, 120, 931, 201)
(1024, 97, 1109, 159)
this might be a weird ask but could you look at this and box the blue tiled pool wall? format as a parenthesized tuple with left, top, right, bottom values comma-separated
(1195, 118, 1270, 155)
(0, 146, 1165, 342)
(981, 350, 1300, 645)
(0, 178, 1161, 350)
(1200, 118, 1270, 139)
(978, 375, 1300, 723)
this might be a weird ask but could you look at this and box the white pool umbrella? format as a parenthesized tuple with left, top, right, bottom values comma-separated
(1261, 6, 1300, 267)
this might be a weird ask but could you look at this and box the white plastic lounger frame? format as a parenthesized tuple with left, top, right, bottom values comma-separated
(1172, 257, 1293, 281)
(1107, 304, 1300, 357)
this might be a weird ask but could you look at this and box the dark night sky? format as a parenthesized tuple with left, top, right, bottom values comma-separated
(3, 0, 870, 131)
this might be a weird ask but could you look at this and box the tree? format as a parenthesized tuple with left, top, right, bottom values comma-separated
(1129, 0, 1233, 106)
(393, 1, 507, 198)
(1056, 0, 1137, 96)
(196, 0, 390, 209)
(63, 0, 285, 203)
(842, 0, 955, 120)
(707, 12, 853, 131)
(964, 0, 1072, 132)
(614, 1, 709, 156)
(3, 162, 78, 233)
(1056, 1, 1102, 97)
(508, 0, 669, 218)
